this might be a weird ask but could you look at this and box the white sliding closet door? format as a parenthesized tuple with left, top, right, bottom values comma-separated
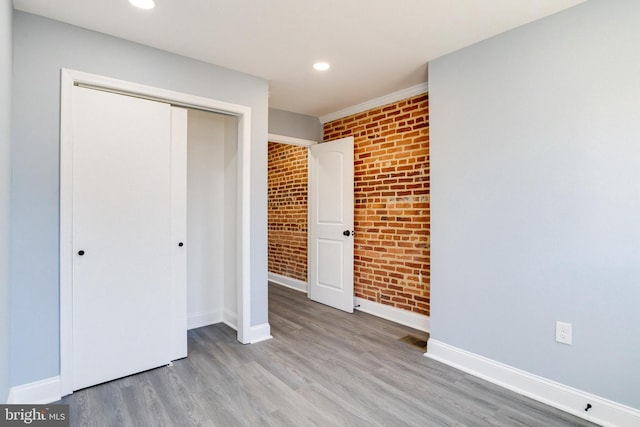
(71, 86, 186, 391)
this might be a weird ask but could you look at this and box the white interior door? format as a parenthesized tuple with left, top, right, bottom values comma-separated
(71, 86, 185, 390)
(308, 137, 354, 312)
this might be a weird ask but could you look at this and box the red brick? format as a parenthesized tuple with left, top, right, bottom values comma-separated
(323, 93, 430, 316)
(267, 142, 308, 282)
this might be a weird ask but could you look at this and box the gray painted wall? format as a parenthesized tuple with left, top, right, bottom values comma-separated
(268, 108, 322, 142)
(0, 0, 12, 403)
(430, 0, 640, 409)
(11, 11, 269, 387)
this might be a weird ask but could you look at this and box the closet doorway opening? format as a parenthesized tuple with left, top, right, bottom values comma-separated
(186, 109, 239, 332)
(59, 69, 253, 396)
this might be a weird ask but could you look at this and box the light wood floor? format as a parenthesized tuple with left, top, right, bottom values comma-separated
(60, 283, 599, 426)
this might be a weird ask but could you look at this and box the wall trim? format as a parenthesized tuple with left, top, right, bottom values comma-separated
(268, 133, 317, 147)
(320, 82, 429, 124)
(354, 297, 429, 332)
(187, 309, 237, 331)
(223, 309, 237, 331)
(425, 339, 640, 427)
(268, 272, 308, 293)
(246, 323, 272, 344)
(7, 377, 61, 404)
(187, 309, 223, 330)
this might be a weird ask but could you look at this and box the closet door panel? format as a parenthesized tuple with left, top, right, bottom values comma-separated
(170, 106, 188, 360)
(71, 86, 173, 390)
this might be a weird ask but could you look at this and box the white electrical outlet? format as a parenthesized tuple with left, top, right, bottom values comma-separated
(556, 321, 572, 345)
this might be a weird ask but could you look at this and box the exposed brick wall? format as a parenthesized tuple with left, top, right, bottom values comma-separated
(267, 142, 308, 282)
(324, 93, 430, 316)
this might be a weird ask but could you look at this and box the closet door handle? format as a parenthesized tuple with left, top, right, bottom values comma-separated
(78, 250, 85, 256)
(178, 242, 184, 247)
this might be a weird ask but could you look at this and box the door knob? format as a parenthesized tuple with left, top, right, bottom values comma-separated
(343, 230, 351, 237)
(178, 242, 184, 247)
(78, 250, 85, 256)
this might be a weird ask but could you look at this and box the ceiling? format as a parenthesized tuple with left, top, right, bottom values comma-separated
(13, 0, 586, 118)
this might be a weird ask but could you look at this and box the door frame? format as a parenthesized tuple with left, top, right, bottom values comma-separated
(267, 133, 317, 148)
(266, 134, 317, 293)
(59, 69, 253, 396)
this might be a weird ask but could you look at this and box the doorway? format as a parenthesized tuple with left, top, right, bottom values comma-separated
(59, 69, 254, 396)
(266, 135, 355, 313)
(186, 109, 238, 330)
(267, 139, 310, 293)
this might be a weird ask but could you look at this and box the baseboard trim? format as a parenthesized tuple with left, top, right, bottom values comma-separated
(268, 279, 430, 333)
(268, 272, 307, 293)
(223, 308, 237, 331)
(7, 376, 61, 404)
(425, 339, 640, 427)
(354, 297, 429, 332)
(187, 309, 223, 330)
(246, 323, 272, 344)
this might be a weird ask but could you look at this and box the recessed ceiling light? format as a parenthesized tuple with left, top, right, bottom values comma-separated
(313, 62, 330, 71)
(129, 0, 155, 10)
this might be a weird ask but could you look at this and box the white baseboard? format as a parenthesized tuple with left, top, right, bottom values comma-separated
(7, 376, 61, 404)
(246, 323, 272, 344)
(187, 309, 222, 330)
(189, 308, 238, 331)
(223, 308, 237, 330)
(268, 272, 307, 293)
(354, 297, 429, 332)
(425, 339, 640, 427)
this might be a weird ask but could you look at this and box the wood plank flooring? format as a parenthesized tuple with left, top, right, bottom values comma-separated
(59, 283, 599, 426)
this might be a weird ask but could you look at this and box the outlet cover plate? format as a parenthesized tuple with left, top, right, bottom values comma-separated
(556, 321, 572, 345)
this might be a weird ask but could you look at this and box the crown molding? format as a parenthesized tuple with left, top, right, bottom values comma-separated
(320, 82, 429, 124)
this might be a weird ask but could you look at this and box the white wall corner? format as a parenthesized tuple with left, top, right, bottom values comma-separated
(247, 323, 272, 344)
(268, 272, 308, 293)
(354, 297, 430, 332)
(223, 309, 238, 331)
(7, 377, 61, 404)
(425, 339, 640, 427)
(320, 82, 429, 124)
(187, 309, 223, 330)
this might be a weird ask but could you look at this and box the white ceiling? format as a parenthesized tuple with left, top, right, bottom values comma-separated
(13, 0, 586, 118)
